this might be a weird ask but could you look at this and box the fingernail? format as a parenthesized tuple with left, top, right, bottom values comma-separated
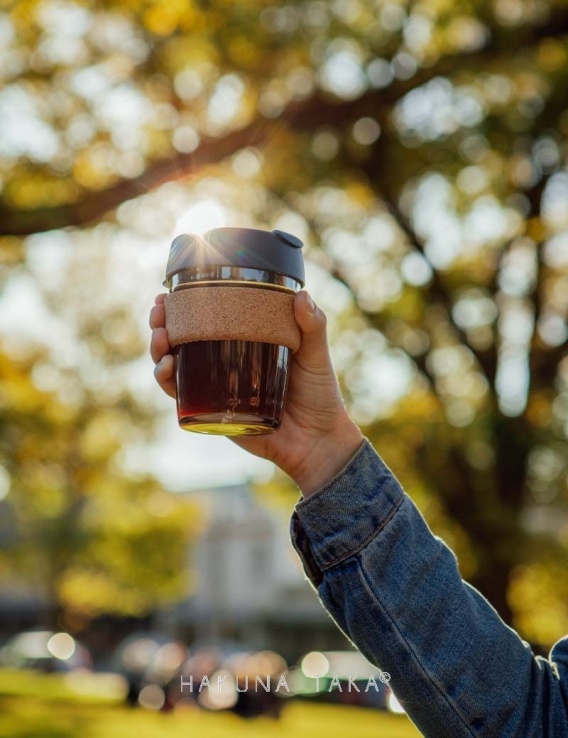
(306, 293, 316, 314)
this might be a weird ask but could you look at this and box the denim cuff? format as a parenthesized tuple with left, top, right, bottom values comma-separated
(290, 439, 404, 578)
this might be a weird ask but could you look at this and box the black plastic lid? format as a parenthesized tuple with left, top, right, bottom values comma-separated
(165, 227, 305, 287)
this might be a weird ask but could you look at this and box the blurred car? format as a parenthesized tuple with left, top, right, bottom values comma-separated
(173, 641, 287, 718)
(0, 629, 92, 673)
(110, 630, 188, 709)
(287, 650, 392, 710)
(111, 635, 287, 717)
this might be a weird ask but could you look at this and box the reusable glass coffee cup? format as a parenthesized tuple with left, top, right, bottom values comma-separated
(164, 227, 305, 436)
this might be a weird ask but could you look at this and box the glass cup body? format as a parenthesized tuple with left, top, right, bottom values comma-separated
(170, 266, 301, 436)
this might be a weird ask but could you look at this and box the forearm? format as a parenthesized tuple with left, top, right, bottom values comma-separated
(290, 440, 568, 737)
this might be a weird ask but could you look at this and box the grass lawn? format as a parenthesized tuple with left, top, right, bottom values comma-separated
(0, 670, 423, 738)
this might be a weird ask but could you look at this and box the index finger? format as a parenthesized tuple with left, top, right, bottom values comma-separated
(154, 293, 166, 306)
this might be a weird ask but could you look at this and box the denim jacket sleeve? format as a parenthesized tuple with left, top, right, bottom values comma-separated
(290, 439, 568, 738)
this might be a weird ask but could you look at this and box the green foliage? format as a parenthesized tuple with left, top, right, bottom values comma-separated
(0, 334, 198, 623)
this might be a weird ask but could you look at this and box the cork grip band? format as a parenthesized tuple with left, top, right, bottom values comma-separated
(164, 285, 301, 353)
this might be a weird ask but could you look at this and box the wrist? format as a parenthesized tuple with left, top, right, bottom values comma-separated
(292, 418, 364, 498)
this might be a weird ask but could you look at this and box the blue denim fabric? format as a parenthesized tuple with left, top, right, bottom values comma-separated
(290, 439, 568, 737)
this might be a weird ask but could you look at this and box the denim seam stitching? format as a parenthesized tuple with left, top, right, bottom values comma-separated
(356, 555, 477, 738)
(318, 493, 405, 572)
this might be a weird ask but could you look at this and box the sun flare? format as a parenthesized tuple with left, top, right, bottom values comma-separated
(174, 199, 228, 236)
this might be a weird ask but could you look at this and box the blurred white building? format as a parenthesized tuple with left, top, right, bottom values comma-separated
(159, 484, 348, 662)
(0, 483, 350, 662)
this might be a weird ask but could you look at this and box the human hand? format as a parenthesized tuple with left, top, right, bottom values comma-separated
(149, 291, 363, 497)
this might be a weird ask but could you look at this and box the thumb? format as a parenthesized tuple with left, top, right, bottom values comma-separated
(293, 291, 332, 372)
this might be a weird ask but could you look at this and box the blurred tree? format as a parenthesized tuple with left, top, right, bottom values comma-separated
(0, 342, 198, 627)
(0, 241, 199, 627)
(1, 0, 567, 646)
